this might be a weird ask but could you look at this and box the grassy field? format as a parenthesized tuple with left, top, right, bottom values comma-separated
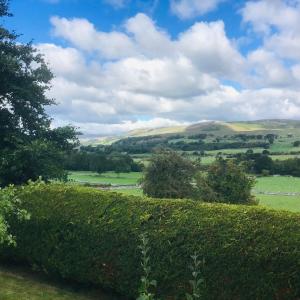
(68, 172, 300, 212)
(257, 194, 300, 212)
(255, 176, 300, 193)
(68, 171, 142, 185)
(205, 148, 264, 155)
(0, 265, 118, 300)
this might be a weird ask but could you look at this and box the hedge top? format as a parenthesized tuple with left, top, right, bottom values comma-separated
(4, 183, 300, 300)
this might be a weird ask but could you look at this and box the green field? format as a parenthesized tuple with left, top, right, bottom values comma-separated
(68, 172, 300, 212)
(205, 148, 264, 155)
(0, 265, 116, 300)
(68, 171, 142, 185)
(255, 176, 300, 193)
(257, 194, 300, 212)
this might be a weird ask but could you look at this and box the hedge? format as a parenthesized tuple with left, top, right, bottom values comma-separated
(2, 183, 300, 299)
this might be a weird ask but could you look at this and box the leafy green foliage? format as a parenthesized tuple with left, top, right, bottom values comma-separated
(0, 1, 78, 186)
(186, 253, 204, 300)
(137, 233, 156, 300)
(196, 159, 257, 204)
(65, 150, 143, 174)
(142, 150, 196, 198)
(0, 184, 30, 245)
(3, 184, 300, 299)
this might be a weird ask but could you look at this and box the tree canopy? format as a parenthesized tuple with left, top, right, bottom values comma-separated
(196, 158, 257, 205)
(142, 150, 196, 199)
(0, 0, 78, 186)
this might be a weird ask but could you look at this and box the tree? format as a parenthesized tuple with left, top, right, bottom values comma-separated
(0, 1, 78, 186)
(0, 184, 30, 245)
(293, 141, 300, 147)
(142, 150, 196, 199)
(195, 159, 257, 205)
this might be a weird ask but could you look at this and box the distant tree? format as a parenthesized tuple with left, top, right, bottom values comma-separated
(142, 150, 196, 199)
(293, 141, 300, 147)
(195, 159, 257, 205)
(265, 134, 277, 144)
(0, 0, 78, 186)
(253, 155, 274, 174)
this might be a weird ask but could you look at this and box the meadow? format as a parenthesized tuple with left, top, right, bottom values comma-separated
(68, 171, 141, 185)
(68, 171, 300, 212)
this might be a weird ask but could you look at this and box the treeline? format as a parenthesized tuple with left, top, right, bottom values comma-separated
(234, 151, 300, 176)
(109, 135, 271, 154)
(65, 149, 143, 173)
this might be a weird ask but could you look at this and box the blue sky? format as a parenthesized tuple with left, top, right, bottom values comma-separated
(4, 0, 300, 136)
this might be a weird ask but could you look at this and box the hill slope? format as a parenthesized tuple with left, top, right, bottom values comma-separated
(84, 120, 300, 145)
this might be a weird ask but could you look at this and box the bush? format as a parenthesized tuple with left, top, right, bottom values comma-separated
(2, 183, 300, 299)
(195, 159, 257, 205)
(142, 150, 196, 199)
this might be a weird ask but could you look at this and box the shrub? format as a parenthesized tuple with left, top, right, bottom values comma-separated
(2, 183, 300, 300)
(142, 150, 196, 199)
(195, 159, 257, 205)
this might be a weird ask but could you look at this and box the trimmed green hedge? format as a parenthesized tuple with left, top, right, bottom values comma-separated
(3, 183, 300, 299)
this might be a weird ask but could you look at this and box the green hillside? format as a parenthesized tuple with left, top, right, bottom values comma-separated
(84, 119, 300, 145)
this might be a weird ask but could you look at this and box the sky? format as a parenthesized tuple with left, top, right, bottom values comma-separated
(4, 0, 300, 136)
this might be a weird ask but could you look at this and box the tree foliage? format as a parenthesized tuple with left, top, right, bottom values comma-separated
(0, 184, 30, 245)
(195, 159, 256, 205)
(0, 1, 78, 186)
(142, 150, 196, 198)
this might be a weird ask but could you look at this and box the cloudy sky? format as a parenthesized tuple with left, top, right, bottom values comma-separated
(5, 0, 300, 136)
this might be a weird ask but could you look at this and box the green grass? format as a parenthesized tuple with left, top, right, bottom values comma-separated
(255, 176, 300, 193)
(257, 194, 300, 212)
(205, 148, 263, 155)
(68, 171, 142, 185)
(0, 265, 116, 300)
(69, 172, 300, 212)
(270, 154, 300, 160)
(254, 176, 300, 212)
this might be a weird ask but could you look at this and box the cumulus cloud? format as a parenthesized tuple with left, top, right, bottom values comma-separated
(171, 0, 225, 19)
(241, 0, 300, 61)
(36, 9, 300, 136)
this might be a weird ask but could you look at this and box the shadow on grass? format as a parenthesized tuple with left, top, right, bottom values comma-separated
(0, 261, 127, 300)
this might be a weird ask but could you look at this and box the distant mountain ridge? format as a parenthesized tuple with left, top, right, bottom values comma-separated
(81, 119, 300, 145)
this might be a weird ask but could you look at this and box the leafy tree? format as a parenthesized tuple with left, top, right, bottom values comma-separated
(142, 150, 196, 198)
(252, 154, 274, 174)
(0, 0, 78, 186)
(293, 141, 300, 147)
(196, 159, 256, 205)
(0, 184, 30, 245)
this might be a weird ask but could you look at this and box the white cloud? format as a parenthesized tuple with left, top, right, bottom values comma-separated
(171, 0, 225, 19)
(50, 16, 137, 59)
(241, 0, 300, 61)
(177, 21, 245, 78)
(36, 10, 300, 136)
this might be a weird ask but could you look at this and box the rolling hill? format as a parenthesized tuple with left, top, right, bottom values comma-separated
(83, 119, 300, 145)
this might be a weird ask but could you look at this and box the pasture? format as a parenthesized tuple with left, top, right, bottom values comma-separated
(68, 172, 300, 212)
(257, 194, 300, 213)
(68, 171, 141, 185)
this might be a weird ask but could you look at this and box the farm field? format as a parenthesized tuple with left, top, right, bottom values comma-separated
(257, 194, 300, 212)
(68, 172, 300, 212)
(0, 265, 117, 300)
(205, 148, 264, 155)
(68, 171, 141, 185)
(255, 176, 300, 193)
